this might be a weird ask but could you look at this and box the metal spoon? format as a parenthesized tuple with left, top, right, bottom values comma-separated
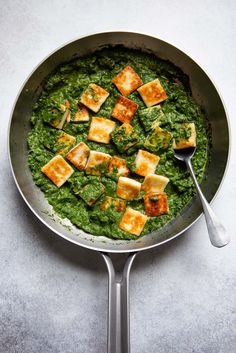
(174, 147, 230, 247)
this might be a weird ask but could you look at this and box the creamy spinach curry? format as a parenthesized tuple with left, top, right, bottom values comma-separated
(28, 47, 209, 240)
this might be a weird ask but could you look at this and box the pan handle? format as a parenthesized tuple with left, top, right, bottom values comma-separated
(101, 252, 137, 353)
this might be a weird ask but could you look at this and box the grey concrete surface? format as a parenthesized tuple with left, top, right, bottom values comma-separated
(1, 0, 236, 352)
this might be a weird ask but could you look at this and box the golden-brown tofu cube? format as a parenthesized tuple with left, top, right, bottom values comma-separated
(116, 177, 141, 200)
(142, 173, 169, 193)
(107, 156, 130, 179)
(41, 155, 74, 188)
(80, 83, 109, 113)
(78, 181, 105, 206)
(173, 123, 196, 149)
(111, 123, 140, 153)
(55, 110, 71, 130)
(111, 96, 138, 124)
(99, 196, 126, 213)
(137, 79, 167, 107)
(118, 207, 148, 236)
(135, 149, 160, 177)
(85, 151, 112, 176)
(87, 117, 116, 144)
(144, 192, 169, 217)
(112, 66, 142, 96)
(57, 132, 76, 154)
(66, 142, 90, 171)
(73, 103, 90, 122)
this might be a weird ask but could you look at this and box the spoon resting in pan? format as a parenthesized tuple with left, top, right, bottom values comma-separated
(174, 146, 230, 247)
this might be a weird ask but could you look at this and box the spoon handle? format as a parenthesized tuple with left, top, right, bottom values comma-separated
(186, 159, 230, 248)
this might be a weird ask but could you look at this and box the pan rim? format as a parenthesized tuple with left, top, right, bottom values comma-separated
(7, 30, 231, 253)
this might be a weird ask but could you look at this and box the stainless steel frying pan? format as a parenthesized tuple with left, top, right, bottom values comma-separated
(8, 32, 230, 353)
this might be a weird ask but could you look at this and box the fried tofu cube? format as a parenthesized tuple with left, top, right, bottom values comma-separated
(111, 123, 139, 153)
(116, 177, 141, 200)
(88, 117, 116, 144)
(138, 105, 164, 132)
(142, 173, 169, 193)
(100, 196, 126, 213)
(112, 66, 142, 96)
(144, 192, 169, 217)
(85, 150, 112, 176)
(80, 83, 109, 113)
(78, 181, 105, 206)
(118, 207, 148, 236)
(99, 196, 126, 223)
(107, 156, 130, 179)
(66, 142, 90, 171)
(111, 96, 138, 124)
(55, 109, 71, 130)
(73, 103, 90, 122)
(137, 79, 167, 107)
(49, 100, 71, 128)
(41, 155, 74, 188)
(57, 132, 76, 154)
(49, 117, 62, 129)
(144, 126, 172, 152)
(173, 123, 196, 149)
(48, 99, 71, 128)
(135, 150, 160, 177)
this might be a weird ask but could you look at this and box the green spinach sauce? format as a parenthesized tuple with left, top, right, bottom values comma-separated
(28, 47, 209, 240)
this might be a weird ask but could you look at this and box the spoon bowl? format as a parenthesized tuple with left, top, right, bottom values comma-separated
(173, 146, 196, 162)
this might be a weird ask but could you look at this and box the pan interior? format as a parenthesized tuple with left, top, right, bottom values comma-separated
(9, 32, 229, 252)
